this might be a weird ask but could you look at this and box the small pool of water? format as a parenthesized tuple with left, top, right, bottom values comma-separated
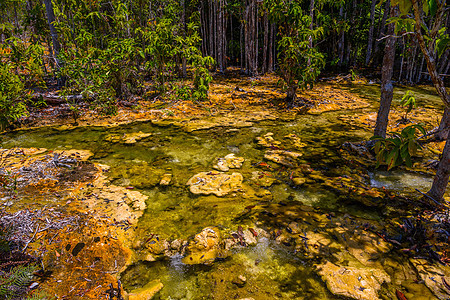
(121, 238, 332, 299)
(369, 170, 433, 192)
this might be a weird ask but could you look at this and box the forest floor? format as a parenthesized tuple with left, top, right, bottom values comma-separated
(1, 71, 449, 300)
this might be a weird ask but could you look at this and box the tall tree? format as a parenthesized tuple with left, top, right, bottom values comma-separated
(264, 0, 324, 103)
(374, 5, 398, 138)
(42, 0, 61, 70)
(365, 0, 377, 65)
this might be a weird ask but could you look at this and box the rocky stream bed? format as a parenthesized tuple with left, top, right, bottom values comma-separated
(0, 79, 449, 300)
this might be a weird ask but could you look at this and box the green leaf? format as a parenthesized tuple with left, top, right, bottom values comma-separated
(428, 0, 437, 16)
(374, 141, 381, 154)
(404, 155, 413, 167)
(423, 0, 429, 15)
(398, 0, 412, 16)
(376, 0, 386, 9)
(387, 151, 398, 170)
(408, 139, 417, 155)
(400, 144, 410, 160)
(436, 38, 450, 58)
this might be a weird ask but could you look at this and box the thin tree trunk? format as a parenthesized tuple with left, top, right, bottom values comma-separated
(338, 5, 345, 66)
(307, 0, 314, 72)
(214, 0, 218, 65)
(345, 0, 357, 66)
(240, 19, 244, 71)
(399, 38, 405, 81)
(200, 2, 206, 56)
(268, 23, 274, 73)
(365, 0, 377, 65)
(374, 5, 397, 138)
(437, 107, 450, 141)
(182, 0, 187, 77)
(437, 49, 449, 75)
(255, 3, 258, 74)
(416, 54, 425, 83)
(262, 11, 269, 74)
(209, 1, 214, 58)
(286, 85, 297, 104)
(444, 58, 450, 76)
(43, 0, 62, 81)
(217, 0, 224, 72)
(223, 0, 227, 70)
(408, 45, 417, 83)
(244, 1, 249, 73)
(374, 0, 391, 56)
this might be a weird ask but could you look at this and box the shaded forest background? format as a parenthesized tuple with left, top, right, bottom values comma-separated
(1, 0, 449, 119)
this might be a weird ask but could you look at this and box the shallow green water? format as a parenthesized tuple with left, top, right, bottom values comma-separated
(0, 108, 439, 299)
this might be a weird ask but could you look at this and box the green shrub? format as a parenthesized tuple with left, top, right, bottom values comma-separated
(371, 124, 426, 170)
(0, 63, 28, 130)
(400, 90, 417, 120)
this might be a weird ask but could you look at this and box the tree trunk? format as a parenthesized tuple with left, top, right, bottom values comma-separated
(43, 0, 61, 66)
(399, 38, 405, 81)
(338, 5, 345, 66)
(374, 5, 397, 138)
(262, 11, 269, 74)
(427, 137, 449, 202)
(268, 23, 274, 73)
(374, 0, 391, 56)
(416, 54, 425, 83)
(240, 19, 244, 71)
(437, 107, 450, 141)
(407, 45, 417, 83)
(345, 0, 357, 66)
(217, 0, 224, 72)
(308, 0, 314, 69)
(255, 3, 258, 74)
(209, 1, 214, 58)
(286, 85, 297, 105)
(245, 0, 257, 75)
(182, 0, 187, 78)
(438, 49, 449, 75)
(365, 0, 377, 66)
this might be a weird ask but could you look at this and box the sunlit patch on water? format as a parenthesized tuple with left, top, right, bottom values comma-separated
(369, 170, 433, 192)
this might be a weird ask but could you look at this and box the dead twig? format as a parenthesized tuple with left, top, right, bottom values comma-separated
(415, 188, 442, 206)
(22, 224, 39, 252)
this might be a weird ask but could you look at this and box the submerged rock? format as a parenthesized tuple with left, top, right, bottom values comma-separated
(292, 177, 306, 186)
(284, 133, 307, 150)
(256, 132, 281, 148)
(264, 149, 302, 167)
(317, 261, 390, 300)
(142, 237, 170, 261)
(213, 153, 245, 172)
(127, 279, 163, 300)
(159, 173, 172, 186)
(232, 275, 247, 287)
(105, 131, 151, 144)
(186, 171, 243, 196)
(250, 171, 276, 187)
(109, 163, 165, 189)
(182, 227, 224, 264)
